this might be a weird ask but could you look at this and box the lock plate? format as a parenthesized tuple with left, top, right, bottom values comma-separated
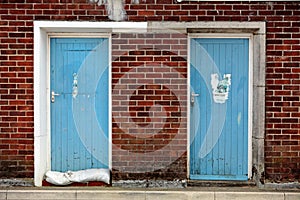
(51, 91, 60, 103)
(191, 92, 200, 105)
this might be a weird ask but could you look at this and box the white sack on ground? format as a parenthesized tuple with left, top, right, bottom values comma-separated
(45, 171, 72, 185)
(45, 168, 110, 186)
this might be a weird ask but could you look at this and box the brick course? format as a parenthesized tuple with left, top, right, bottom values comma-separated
(0, 0, 299, 183)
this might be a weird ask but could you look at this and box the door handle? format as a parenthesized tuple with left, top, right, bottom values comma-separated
(51, 91, 60, 103)
(191, 92, 200, 105)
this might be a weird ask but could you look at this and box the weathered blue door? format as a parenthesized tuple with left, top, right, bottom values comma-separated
(190, 38, 249, 180)
(50, 38, 109, 171)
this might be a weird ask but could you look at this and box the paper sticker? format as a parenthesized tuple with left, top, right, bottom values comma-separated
(72, 73, 78, 99)
(211, 73, 231, 104)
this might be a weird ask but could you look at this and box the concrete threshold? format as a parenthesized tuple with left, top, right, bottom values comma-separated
(0, 187, 299, 200)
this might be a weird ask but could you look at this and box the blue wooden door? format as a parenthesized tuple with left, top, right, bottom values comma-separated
(50, 38, 109, 171)
(190, 38, 249, 180)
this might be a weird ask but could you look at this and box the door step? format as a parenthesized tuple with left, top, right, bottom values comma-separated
(187, 180, 256, 187)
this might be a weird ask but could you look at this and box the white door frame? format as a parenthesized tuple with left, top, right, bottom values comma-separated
(33, 21, 147, 186)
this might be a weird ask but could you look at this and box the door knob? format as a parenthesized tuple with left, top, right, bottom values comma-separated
(191, 92, 200, 104)
(51, 91, 60, 103)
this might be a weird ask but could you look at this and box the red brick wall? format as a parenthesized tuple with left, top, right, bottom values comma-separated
(0, 0, 299, 182)
(111, 33, 187, 179)
(0, 1, 34, 177)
